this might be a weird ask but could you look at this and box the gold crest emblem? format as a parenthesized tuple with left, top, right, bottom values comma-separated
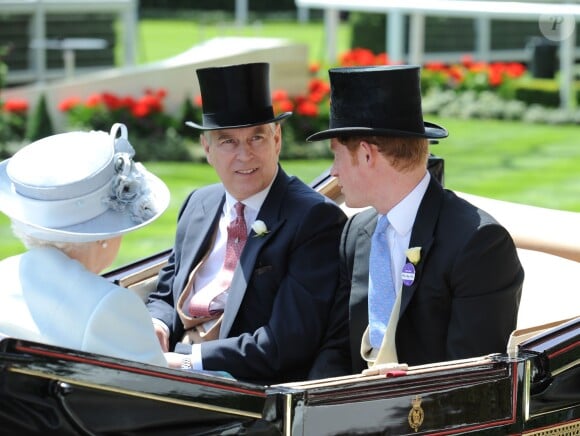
(408, 395, 424, 432)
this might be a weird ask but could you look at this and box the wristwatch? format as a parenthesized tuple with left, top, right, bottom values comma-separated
(181, 356, 192, 371)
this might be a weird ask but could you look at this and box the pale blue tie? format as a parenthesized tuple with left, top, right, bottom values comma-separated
(368, 214, 396, 348)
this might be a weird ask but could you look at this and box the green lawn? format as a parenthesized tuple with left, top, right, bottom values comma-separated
(431, 116, 580, 212)
(130, 18, 351, 66)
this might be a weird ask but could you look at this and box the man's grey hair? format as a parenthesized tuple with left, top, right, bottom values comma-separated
(202, 122, 278, 140)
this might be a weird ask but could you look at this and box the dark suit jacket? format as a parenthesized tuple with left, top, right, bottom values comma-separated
(147, 167, 347, 384)
(310, 176, 524, 377)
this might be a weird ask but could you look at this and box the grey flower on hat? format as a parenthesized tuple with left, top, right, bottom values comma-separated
(129, 188, 157, 222)
(99, 125, 161, 224)
(104, 155, 155, 223)
(112, 173, 141, 203)
(0, 123, 170, 242)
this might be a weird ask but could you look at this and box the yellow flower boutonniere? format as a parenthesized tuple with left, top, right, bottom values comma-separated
(251, 220, 269, 237)
(405, 246, 422, 265)
(402, 246, 422, 286)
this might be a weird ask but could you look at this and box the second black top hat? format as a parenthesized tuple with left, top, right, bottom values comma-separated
(307, 65, 448, 141)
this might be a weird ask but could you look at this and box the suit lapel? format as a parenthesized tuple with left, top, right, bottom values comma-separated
(349, 215, 375, 355)
(399, 178, 443, 316)
(220, 168, 289, 338)
(177, 189, 224, 296)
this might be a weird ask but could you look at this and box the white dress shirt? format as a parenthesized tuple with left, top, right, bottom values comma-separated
(185, 191, 265, 314)
(363, 171, 431, 363)
(385, 171, 431, 295)
(187, 175, 275, 370)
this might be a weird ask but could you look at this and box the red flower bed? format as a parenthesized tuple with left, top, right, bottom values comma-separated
(0, 99, 29, 150)
(3, 99, 29, 113)
(423, 54, 526, 91)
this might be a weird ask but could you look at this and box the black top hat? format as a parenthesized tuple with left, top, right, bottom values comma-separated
(306, 65, 448, 141)
(185, 62, 292, 131)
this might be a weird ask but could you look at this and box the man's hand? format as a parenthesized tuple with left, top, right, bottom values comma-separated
(165, 352, 190, 369)
(153, 323, 169, 352)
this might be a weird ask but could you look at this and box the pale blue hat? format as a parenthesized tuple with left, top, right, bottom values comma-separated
(0, 123, 170, 242)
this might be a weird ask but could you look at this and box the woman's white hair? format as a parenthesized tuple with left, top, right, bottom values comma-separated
(11, 221, 93, 253)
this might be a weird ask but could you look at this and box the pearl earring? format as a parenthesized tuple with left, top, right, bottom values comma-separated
(101, 241, 108, 249)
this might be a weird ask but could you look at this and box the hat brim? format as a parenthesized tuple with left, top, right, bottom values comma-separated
(306, 121, 448, 142)
(0, 160, 170, 243)
(185, 112, 292, 131)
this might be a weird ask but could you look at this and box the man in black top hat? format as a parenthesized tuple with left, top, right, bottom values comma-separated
(307, 65, 523, 377)
(146, 62, 347, 384)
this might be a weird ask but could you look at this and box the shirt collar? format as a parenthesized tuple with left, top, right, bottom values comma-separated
(224, 167, 278, 216)
(387, 171, 430, 237)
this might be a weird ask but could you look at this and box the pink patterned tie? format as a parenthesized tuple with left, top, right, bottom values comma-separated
(189, 202, 248, 317)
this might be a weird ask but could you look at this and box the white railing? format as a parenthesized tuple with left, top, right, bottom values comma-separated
(0, 0, 138, 84)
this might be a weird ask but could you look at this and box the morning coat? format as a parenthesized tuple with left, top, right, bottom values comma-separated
(147, 167, 347, 384)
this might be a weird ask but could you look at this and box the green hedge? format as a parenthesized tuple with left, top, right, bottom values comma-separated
(350, 12, 580, 56)
(512, 79, 580, 108)
(350, 13, 387, 54)
(350, 13, 475, 54)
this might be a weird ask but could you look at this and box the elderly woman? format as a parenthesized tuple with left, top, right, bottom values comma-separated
(0, 123, 169, 367)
